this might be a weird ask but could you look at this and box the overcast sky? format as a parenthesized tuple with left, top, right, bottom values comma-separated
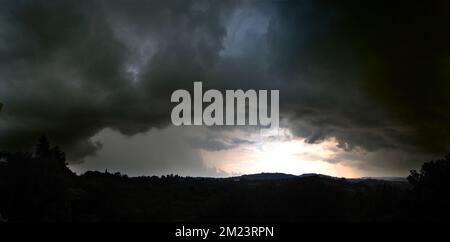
(1, 0, 450, 177)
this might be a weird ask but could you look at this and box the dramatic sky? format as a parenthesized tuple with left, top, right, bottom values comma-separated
(1, 0, 450, 177)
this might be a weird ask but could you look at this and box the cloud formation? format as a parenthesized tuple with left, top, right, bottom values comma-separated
(1, 0, 449, 175)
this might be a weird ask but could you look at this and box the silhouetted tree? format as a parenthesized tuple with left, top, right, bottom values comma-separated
(408, 153, 450, 221)
(35, 136, 51, 158)
(0, 136, 73, 221)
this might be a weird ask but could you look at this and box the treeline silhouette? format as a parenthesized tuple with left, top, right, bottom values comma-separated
(0, 137, 449, 222)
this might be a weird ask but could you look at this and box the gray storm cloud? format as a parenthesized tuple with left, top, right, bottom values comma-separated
(1, 0, 449, 175)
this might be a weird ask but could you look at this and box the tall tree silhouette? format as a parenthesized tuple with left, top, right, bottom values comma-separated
(35, 136, 51, 159)
(0, 136, 72, 221)
(408, 154, 450, 221)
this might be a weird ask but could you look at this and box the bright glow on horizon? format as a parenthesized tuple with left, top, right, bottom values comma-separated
(201, 129, 363, 178)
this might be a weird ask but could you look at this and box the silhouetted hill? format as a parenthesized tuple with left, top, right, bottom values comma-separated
(232, 172, 297, 181)
(360, 177, 408, 182)
(231, 173, 410, 189)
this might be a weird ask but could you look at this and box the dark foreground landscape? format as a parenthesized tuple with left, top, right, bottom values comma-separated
(1, 137, 449, 222)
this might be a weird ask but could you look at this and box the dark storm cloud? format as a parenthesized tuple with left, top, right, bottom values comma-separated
(0, 0, 124, 161)
(1, 0, 449, 174)
(267, 0, 450, 156)
(0, 0, 236, 162)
